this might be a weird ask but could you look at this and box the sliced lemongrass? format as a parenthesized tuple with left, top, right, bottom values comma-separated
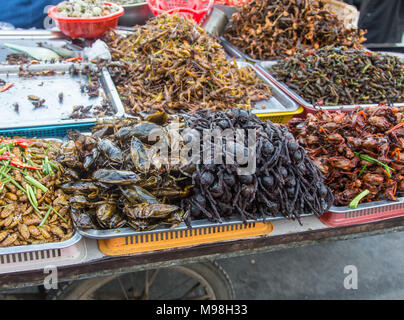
(39, 207, 53, 227)
(349, 189, 370, 209)
(24, 174, 48, 193)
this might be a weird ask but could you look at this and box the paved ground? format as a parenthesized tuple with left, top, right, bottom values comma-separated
(1, 230, 404, 299)
(219, 230, 404, 299)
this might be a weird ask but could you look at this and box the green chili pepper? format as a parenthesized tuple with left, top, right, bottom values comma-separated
(361, 63, 372, 74)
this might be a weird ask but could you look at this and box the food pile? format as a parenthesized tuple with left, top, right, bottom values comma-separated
(224, 0, 365, 60)
(181, 109, 334, 223)
(104, 14, 272, 115)
(289, 104, 404, 207)
(271, 47, 404, 106)
(0, 138, 74, 247)
(57, 0, 121, 18)
(56, 107, 334, 231)
(58, 114, 192, 231)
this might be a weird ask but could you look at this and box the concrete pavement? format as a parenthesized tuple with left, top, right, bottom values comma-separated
(219, 231, 404, 299)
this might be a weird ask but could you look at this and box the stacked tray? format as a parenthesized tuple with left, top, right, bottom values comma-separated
(111, 29, 303, 123)
(256, 59, 404, 112)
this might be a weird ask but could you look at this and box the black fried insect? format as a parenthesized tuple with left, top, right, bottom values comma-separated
(181, 109, 334, 225)
(13, 103, 19, 114)
(32, 98, 46, 109)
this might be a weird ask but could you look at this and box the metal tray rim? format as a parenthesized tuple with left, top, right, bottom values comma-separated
(234, 60, 300, 114)
(77, 214, 313, 239)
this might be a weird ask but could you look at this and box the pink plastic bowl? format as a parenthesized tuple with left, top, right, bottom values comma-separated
(48, 2, 124, 39)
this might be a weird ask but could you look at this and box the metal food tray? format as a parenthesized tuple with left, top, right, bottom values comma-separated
(108, 30, 299, 117)
(0, 63, 125, 129)
(234, 60, 300, 114)
(0, 136, 82, 255)
(220, 38, 404, 110)
(77, 214, 312, 240)
(0, 232, 82, 255)
(257, 52, 404, 111)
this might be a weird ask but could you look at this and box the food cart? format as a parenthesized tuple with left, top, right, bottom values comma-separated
(0, 0, 403, 300)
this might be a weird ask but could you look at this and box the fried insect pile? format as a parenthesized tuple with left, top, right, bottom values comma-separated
(224, 0, 365, 60)
(271, 47, 404, 106)
(58, 115, 192, 231)
(104, 14, 272, 115)
(0, 138, 74, 247)
(181, 109, 333, 224)
(289, 105, 404, 206)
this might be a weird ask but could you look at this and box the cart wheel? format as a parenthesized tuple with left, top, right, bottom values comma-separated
(49, 261, 235, 300)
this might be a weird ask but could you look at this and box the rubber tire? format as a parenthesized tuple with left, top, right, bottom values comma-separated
(48, 261, 235, 300)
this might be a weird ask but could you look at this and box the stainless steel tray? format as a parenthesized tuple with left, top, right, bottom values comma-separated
(221, 38, 404, 110)
(0, 63, 125, 129)
(328, 197, 404, 214)
(76, 214, 312, 240)
(0, 231, 82, 255)
(257, 53, 404, 111)
(0, 136, 83, 254)
(234, 60, 300, 114)
(107, 30, 299, 116)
